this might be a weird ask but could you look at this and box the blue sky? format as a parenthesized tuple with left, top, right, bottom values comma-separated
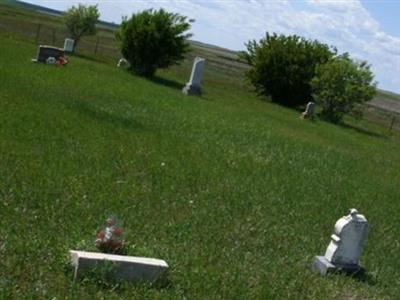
(25, 0, 400, 94)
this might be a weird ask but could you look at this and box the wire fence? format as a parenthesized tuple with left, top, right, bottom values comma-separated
(0, 15, 249, 75)
(364, 105, 400, 133)
(0, 17, 121, 59)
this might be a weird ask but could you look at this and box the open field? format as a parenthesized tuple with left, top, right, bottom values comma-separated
(1, 2, 400, 299)
(369, 96, 400, 115)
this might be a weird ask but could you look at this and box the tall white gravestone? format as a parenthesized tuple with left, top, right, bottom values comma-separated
(182, 57, 206, 96)
(312, 208, 369, 275)
(64, 38, 75, 53)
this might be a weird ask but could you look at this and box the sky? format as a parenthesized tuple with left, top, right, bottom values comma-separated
(24, 0, 400, 94)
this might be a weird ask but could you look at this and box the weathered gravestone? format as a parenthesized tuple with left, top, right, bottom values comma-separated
(33, 45, 65, 63)
(64, 38, 75, 53)
(312, 208, 369, 275)
(301, 101, 316, 119)
(70, 250, 169, 284)
(182, 57, 206, 96)
(117, 58, 130, 68)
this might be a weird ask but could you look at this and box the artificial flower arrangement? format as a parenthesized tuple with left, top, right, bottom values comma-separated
(95, 218, 126, 254)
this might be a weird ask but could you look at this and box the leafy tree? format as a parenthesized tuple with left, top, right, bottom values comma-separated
(116, 9, 193, 77)
(64, 4, 100, 53)
(311, 54, 377, 123)
(242, 33, 335, 106)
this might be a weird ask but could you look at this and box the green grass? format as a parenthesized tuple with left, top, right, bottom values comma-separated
(1, 18, 400, 300)
(1, 31, 400, 299)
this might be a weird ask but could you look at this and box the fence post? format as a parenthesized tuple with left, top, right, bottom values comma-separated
(94, 36, 99, 53)
(35, 23, 42, 44)
(389, 116, 396, 131)
(52, 29, 56, 45)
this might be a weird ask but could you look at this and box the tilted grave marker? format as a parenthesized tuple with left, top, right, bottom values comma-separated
(64, 39, 75, 53)
(301, 101, 316, 119)
(182, 57, 206, 96)
(312, 208, 369, 275)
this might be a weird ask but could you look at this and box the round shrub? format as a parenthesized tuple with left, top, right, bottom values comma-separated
(311, 54, 377, 123)
(116, 9, 193, 77)
(242, 33, 335, 107)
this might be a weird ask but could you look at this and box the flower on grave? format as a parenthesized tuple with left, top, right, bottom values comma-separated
(46, 56, 56, 64)
(95, 218, 125, 254)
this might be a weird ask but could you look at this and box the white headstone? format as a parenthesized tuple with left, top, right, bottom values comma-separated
(301, 101, 316, 119)
(117, 58, 130, 68)
(189, 57, 205, 88)
(64, 38, 75, 53)
(70, 250, 169, 284)
(312, 208, 369, 275)
(305, 102, 316, 115)
(325, 208, 369, 265)
(182, 57, 206, 96)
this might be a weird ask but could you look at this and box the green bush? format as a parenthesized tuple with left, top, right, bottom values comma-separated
(64, 4, 100, 53)
(311, 54, 377, 123)
(242, 33, 335, 106)
(116, 9, 193, 77)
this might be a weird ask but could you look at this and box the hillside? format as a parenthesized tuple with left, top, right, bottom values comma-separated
(3, 0, 400, 110)
(369, 89, 400, 114)
(1, 2, 400, 299)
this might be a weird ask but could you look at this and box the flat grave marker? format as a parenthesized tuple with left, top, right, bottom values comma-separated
(70, 250, 169, 284)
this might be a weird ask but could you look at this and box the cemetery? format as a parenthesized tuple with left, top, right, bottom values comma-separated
(1, 1, 400, 299)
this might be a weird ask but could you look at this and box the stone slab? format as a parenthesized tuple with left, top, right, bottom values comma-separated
(312, 256, 362, 276)
(312, 256, 336, 275)
(70, 250, 169, 284)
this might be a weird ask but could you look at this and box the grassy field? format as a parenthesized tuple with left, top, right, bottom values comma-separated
(1, 3, 400, 300)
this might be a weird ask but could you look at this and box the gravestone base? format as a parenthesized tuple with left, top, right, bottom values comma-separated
(182, 83, 202, 96)
(301, 112, 315, 120)
(312, 256, 363, 276)
(70, 250, 169, 284)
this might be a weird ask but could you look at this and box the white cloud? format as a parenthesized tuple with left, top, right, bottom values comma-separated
(25, 0, 400, 93)
(300, 0, 400, 92)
